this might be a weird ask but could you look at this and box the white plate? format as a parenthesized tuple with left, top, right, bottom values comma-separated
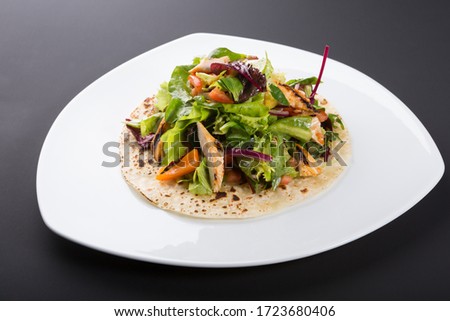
(37, 33, 444, 267)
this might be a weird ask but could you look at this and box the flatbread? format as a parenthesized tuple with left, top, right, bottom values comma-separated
(120, 96, 351, 218)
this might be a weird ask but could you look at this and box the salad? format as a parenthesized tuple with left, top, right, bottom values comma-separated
(124, 47, 345, 196)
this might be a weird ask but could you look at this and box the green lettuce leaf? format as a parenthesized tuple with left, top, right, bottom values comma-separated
(164, 98, 191, 124)
(189, 159, 213, 195)
(175, 99, 217, 130)
(268, 115, 278, 125)
(215, 77, 243, 102)
(268, 116, 312, 142)
(161, 99, 217, 165)
(228, 113, 269, 135)
(223, 101, 269, 117)
(163, 64, 196, 124)
(217, 121, 242, 134)
(251, 52, 273, 79)
(252, 134, 275, 182)
(270, 135, 298, 190)
(160, 128, 188, 167)
(213, 114, 251, 143)
(155, 82, 171, 111)
(195, 71, 224, 86)
(237, 134, 299, 190)
(168, 65, 193, 103)
(238, 159, 268, 193)
(249, 92, 265, 103)
(124, 119, 140, 129)
(225, 123, 251, 144)
(140, 113, 163, 137)
(192, 56, 202, 65)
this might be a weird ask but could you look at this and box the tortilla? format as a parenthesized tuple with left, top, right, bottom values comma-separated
(120, 96, 351, 219)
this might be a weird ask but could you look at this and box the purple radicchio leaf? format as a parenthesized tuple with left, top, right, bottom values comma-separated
(126, 124, 154, 149)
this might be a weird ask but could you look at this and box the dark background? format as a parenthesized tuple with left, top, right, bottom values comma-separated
(1, 0, 449, 300)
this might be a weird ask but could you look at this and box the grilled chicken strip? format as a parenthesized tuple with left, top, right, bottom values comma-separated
(197, 122, 224, 192)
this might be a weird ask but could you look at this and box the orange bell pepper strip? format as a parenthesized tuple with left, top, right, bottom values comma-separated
(156, 149, 200, 181)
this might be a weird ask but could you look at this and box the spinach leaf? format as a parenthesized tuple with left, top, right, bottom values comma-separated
(208, 47, 246, 61)
(312, 98, 325, 111)
(286, 77, 320, 86)
(325, 131, 342, 142)
(328, 113, 345, 129)
(269, 84, 289, 106)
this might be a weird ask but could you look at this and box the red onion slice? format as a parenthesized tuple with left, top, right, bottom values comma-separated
(269, 108, 290, 117)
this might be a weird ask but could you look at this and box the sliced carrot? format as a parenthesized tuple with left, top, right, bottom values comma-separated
(188, 75, 203, 96)
(208, 87, 234, 104)
(156, 149, 200, 181)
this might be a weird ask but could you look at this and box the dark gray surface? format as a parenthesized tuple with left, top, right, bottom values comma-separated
(1, 0, 449, 300)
